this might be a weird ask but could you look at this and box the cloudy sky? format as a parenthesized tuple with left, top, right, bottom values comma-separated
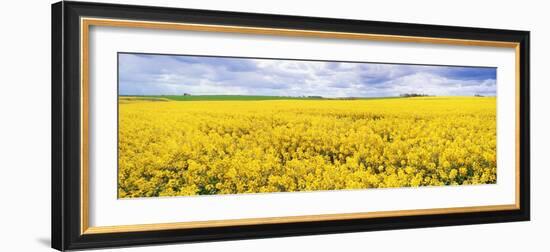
(119, 53, 496, 97)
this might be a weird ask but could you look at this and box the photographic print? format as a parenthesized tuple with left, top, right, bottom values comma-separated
(117, 53, 497, 198)
(53, 4, 529, 249)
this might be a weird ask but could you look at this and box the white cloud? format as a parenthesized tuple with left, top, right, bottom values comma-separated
(119, 53, 497, 97)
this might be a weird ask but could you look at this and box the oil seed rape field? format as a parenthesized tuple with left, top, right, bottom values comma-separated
(118, 97, 496, 198)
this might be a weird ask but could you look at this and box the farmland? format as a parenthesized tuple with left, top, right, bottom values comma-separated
(118, 95, 398, 101)
(118, 96, 496, 198)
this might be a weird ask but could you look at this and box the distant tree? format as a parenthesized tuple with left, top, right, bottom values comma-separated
(474, 94, 484, 97)
(399, 93, 430, 97)
(183, 93, 191, 96)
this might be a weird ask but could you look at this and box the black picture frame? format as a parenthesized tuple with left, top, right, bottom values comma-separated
(52, 1, 530, 251)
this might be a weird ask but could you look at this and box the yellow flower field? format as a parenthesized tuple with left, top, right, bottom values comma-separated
(118, 97, 496, 198)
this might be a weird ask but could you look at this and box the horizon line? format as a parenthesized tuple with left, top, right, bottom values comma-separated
(118, 94, 496, 98)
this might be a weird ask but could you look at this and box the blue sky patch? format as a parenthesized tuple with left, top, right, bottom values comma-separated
(119, 53, 497, 97)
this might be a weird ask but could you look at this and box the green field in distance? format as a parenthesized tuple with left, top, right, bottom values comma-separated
(118, 95, 402, 102)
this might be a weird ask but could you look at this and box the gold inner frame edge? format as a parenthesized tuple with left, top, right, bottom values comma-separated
(80, 17, 522, 235)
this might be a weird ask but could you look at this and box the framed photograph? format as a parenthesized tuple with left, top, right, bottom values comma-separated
(52, 1, 530, 250)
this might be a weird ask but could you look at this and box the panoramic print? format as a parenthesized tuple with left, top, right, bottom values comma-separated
(117, 53, 497, 198)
